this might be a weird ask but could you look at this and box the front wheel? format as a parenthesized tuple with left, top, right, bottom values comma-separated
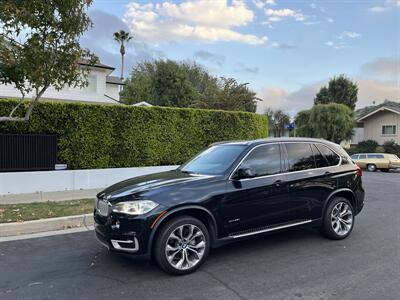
(154, 216, 210, 275)
(367, 164, 377, 172)
(321, 197, 354, 240)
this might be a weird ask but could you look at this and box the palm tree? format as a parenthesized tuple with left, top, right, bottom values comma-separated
(113, 30, 132, 79)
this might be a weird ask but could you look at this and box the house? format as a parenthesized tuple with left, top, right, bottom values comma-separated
(132, 101, 153, 107)
(352, 100, 400, 145)
(0, 61, 124, 104)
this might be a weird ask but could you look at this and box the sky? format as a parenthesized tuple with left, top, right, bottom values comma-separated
(81, 0, 400, 116)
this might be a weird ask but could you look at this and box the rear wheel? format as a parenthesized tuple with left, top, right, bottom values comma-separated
(154, 216, 210, 275)
(367, 164, 377, 172)
(321, 197, 354, 240)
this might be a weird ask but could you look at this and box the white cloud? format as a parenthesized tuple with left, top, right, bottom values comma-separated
(338, 31, 361, 39)
(369, 6, 389, 12)
(257, 79, 400, 115)
(124, 1, 267, 45)
(252, 0, 276, 9)
(326, 17, 334, 23)
(264, 8, 306, 22)
(368, 0, 400, 12)
(257, 57, 400, 114)
(272, 42, 297, 50)
(252, 0, 265, 9)
(360, 57, 400, 78)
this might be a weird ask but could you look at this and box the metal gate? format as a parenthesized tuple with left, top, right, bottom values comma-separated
(0, 134, 57, 171)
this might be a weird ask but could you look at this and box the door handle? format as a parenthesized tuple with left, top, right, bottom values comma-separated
(274, 179, 284, 187)
(324, 171, 332, 176)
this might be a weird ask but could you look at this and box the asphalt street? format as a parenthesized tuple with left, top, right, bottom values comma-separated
(0, 172, 399, 300)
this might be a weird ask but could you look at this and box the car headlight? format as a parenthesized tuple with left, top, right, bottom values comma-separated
(112, 200, 158, 215)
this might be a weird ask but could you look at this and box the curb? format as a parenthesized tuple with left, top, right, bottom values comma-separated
(0, 214, 94, 238)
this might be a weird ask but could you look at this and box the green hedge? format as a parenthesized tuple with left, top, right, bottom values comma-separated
(0, 100, 268, 169)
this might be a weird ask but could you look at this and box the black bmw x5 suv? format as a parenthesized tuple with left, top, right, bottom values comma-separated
(94, 138, 365, 275)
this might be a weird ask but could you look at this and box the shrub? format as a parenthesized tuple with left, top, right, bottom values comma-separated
(0, 99, 268, 169)
(357, 140, 379, 153)
(383, 140, 400, 157)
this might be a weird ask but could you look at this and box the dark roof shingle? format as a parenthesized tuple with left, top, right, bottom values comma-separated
(356, 100, 400, 120)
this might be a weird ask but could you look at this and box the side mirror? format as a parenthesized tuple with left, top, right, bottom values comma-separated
(234, 167, 256, 180)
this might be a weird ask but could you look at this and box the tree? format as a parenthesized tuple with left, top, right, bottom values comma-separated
(113, 30, 132, 80)
(314, 75, 358, 110)
(120, 59, 259, 112)
(0, 0, 97, 122)
(264, 108, 290, 137)
(121, 60, 202, 107)
(193, 77, 260, 112)
(295, 103, 355, 144)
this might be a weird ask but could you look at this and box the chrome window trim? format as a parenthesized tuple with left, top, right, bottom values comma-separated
(228, 141, 343, 181)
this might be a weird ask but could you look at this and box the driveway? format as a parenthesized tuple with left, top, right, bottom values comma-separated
(0, 172, 399, 300)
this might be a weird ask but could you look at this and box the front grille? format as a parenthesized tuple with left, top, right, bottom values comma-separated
(96, 198, 110, 217)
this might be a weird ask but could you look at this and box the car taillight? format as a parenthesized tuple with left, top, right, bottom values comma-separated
(356, 166, 362, 177)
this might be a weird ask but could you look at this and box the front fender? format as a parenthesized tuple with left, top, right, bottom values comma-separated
(147, 205, 218, 254)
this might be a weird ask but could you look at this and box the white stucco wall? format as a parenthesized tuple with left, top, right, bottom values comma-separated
(351, 127, 364, 144)
(363, 110, 399, 144)
(105, 83, 120, 101)
(0, 67, 117, 104)
(0, 166, 178, 195)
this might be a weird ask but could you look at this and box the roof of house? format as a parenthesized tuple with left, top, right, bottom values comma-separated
(106, 76, 125, 85)
(356, 100, 400, 121)
(132, 101, 153, 107)
(78, 60, 115, 70)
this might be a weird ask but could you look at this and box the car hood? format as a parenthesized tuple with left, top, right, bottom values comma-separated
(97, 170, 217, 201)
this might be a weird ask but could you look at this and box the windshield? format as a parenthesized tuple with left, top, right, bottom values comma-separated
(180, 145, 246, 175)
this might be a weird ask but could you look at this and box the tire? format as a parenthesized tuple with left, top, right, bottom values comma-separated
(154, 215, 210, 275)
(321, 197, 354, 240)
(381, 169, 389, 173)
(367, 164, 377, 172)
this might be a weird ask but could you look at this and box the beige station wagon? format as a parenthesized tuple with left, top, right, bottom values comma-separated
(350, 153, 400, 172)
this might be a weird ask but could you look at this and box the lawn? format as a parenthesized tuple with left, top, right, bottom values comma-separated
(0, 199, 95, 223)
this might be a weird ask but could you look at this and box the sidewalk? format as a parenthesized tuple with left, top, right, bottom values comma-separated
(0, 188, 101, 205)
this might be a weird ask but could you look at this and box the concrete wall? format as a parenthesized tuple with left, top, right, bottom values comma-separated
(363, 111, 399, 144)
(0, 166, 178, 195)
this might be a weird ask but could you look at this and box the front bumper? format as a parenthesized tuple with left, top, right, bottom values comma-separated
(94, 209, 161, 256)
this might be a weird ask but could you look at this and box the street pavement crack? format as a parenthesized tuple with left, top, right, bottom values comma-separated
(202, 270, 247, 300)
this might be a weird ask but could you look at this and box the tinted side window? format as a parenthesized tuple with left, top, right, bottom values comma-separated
(240, 144, 281, 177)
(359, 154, 367, 159)
(351, 154, 359, 160)
(315, 144, 340, 166)
(312, 144, 329, 168)
(285, 143, 315, 172)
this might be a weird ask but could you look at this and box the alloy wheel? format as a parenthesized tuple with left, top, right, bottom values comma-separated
(165, 224, 206, 270)
(330, 202, 353, 236)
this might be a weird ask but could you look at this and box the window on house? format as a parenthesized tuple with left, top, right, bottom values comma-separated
(382, 125, 396, 135)
(84, 75, 97, 93)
